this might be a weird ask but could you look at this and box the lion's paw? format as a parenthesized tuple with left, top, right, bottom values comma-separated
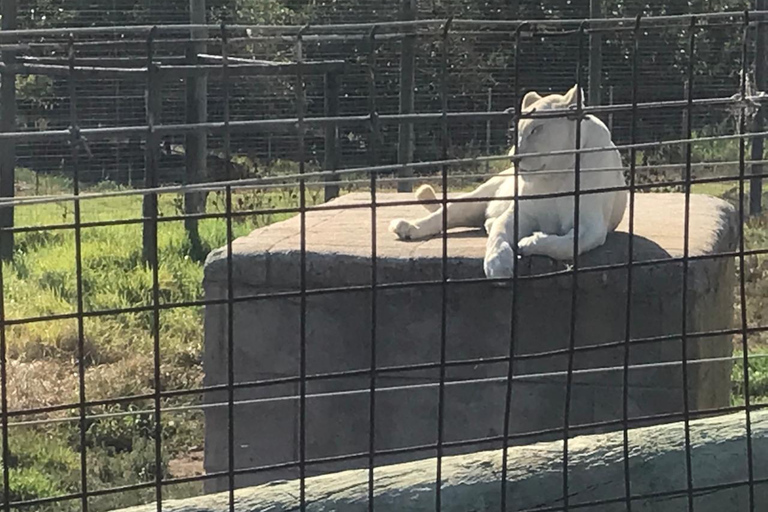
(484, 241, 516, 278)
(415, 184, 437, 202)
(389, 218, 418, 240)
(517, 232, 548, 256)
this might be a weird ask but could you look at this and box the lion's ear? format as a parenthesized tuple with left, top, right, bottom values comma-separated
(521, 90, 542, 110)
(563, 85, 585, 107)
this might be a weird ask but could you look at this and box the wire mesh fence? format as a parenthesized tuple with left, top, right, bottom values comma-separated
(5, 1, 761, 187)
(0, 2, 766, 512)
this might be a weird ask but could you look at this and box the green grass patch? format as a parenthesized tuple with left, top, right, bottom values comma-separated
(2, 167, 326, 511)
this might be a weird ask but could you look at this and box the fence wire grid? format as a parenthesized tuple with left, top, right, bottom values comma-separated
(0, 3, 766, 512)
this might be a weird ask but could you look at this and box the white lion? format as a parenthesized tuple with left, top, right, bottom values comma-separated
(388, 85, 628, 278)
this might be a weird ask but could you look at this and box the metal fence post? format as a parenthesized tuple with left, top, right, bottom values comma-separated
(324, 71, 340, 201)
(142, 30, 161, 267)
(185, 0, 208, 260)
(751, 0, 766, 215)
(588, 0, 602, 108)
(485, 86, 492, 175)
(397, 0, 416, 193)
(0, 0, 17, 261)
(608, 85, 615, 133)
(681, 79, 689, 165)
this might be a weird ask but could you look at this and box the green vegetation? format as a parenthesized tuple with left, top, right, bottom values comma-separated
(2, 167, 328, 511)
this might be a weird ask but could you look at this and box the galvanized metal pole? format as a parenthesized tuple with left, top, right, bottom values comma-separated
(397, 0, 416, 192)
(0, 0, 17, 261)
(185, 0, 208, 259)
(588, 0, 602, 108)
(324, 71, 340, 201)
(681, 79, 689, 166)
(485, 87, 491, 176)
(142, 32, 161, 266)
(608, 85, 615, 133)
(751, 0, 766, 215)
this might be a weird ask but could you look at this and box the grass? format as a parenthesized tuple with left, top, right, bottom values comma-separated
(2, 167, 327, 511)
(1, 160, 766, 511)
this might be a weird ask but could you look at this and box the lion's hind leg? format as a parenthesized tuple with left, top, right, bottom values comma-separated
(415, 184, 439, 212)
(388, 179, 500, 241)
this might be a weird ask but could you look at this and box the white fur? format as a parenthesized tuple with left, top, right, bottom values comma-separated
(388, 85, 628, 279)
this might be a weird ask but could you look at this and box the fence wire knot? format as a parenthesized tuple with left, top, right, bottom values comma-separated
(729, 69, 767, 119)
(67, 126, 92, 158)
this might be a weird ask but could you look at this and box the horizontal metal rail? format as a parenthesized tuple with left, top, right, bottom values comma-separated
(1, 10, 768, 40)
(0, 59, 346, 79)
(1, 142, 766, 210)
(7, 352, 762, 429)
(0, 93, 761, 144)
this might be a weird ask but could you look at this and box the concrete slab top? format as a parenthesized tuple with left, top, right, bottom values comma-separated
(205, 192, 737, 289)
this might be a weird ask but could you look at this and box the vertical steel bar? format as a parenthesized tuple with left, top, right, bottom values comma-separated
(68, 36, 89, 512)
(435, 16, 452, 512)
(366, 26, 379, 512)
(142, 28, 160, 266)
(608, 85, 615, 133)
(185, 0, 208, 260)
(0, 2, 17, 505)
(0, 214, 8, 512)
(499, 22, 526, 512)
(144, 27, 164, 512)
(680, 15, 697, 512)
(751, 0, 767, 216)
(681, 80, 689, 166)
(737, 10, 756, 512)
(0, 0, 16, 262)
(221, 23, 236, 512)
(324, 71, 341, 201)
(588, 0, 602, 108)
(295, 25, 308, 512)
(562, 23, 586, 512)
(485, 87, 492, 177)
(621, 15, 642, 512)
(397, 0, 416, 193)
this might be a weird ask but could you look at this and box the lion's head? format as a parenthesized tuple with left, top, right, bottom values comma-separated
(514, 85, 585, 174)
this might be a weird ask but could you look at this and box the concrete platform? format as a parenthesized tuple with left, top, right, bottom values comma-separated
(202, 192, 737, 492)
